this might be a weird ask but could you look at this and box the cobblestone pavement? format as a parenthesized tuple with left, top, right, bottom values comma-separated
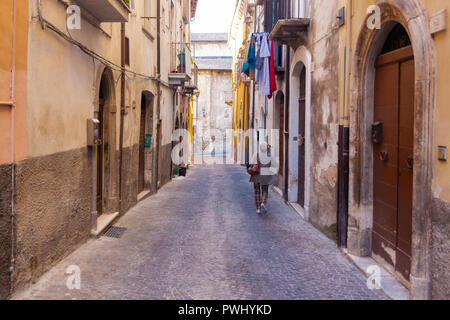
(14, 165, 389, 300)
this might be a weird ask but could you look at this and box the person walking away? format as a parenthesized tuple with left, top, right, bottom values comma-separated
(248, 142, 278, 214)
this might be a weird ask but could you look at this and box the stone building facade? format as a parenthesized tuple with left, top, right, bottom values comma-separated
(0, 0, 197, 299)
(231, 0, 450, 299)
(192, 33, 233, 157)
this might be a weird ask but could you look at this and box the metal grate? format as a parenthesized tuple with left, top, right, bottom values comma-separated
(103, 226, 127, 239)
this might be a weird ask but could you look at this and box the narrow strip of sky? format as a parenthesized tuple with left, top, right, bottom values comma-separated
(190, 0, 236, 34)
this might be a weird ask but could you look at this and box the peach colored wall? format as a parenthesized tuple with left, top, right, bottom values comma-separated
(0, 0, 28, 165)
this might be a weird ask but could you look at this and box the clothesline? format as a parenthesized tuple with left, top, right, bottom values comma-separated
(251, 32, 269, 37)
(241, 32, 277, 99)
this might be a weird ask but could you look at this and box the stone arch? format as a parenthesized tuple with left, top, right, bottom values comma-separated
(289, 45, 312, 220)
(347, 0, 436, 300)
(94, 66, 119, 214)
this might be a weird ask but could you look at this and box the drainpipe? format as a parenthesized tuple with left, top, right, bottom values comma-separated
(337, 0, 352, 247)
(283, 0, 291, 202)
(119, 22, 125, 207)
(344, 0, 352, 126)
(155, 0, 161, 190)
(8, 0, 17, 296)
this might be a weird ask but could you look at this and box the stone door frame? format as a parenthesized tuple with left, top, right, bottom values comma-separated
(94, 67, 118, 214)
(347, 0, 436, 300)
(289, 46, 312, 220)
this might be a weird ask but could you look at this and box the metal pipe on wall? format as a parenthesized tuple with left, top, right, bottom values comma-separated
(337, 0, 353, 247)
(283, 0, 291, 201)
(9, 0, 17, 295)
(155, 0, 161, 190)
(119, 22, 126, 204)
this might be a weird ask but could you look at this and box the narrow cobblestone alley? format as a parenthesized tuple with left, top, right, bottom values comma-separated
(14, 165, 388, 300)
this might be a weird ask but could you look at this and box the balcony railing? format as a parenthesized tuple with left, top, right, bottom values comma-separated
(267, 0, 310, 46)
(291, 0, 310, 19)
(73, 0, 130, 23)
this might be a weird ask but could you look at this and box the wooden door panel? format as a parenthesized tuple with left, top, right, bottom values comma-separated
(298, 98, 305, 207)
(96, 106, 104, 215)
(373, 47, 413, 281)
(372, 232, 396, 266)
(396, 58, 414, 280)
(279, 103, 284, 175)
(373, 57, 399, 270)
(374, 180, 397, 208)
(298, 68, 306, 207)
(374, 158, 398, 186)
(395, 248, 411, 281)
(138, 104, 146, 193)
(373, 200, 397, 243)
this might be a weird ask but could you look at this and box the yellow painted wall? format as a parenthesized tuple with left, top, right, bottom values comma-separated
(0, 0, 28, 164)
(339, 0, 450, 202)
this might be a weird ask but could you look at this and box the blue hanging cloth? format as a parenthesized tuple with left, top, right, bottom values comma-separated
(241, 37, 256, 80)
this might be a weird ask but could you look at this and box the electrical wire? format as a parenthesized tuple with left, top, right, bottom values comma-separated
(38, 15, 174, 88)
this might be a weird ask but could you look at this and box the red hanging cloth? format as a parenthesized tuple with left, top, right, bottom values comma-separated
(268, 40, 277, 99)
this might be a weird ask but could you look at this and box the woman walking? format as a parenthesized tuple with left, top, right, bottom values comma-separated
(248, 142, 278, 215)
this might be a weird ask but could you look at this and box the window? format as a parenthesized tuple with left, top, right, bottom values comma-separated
(125, 37, 130, 66)
(264, 0, 285, 32)
(292, 0, 308, 19)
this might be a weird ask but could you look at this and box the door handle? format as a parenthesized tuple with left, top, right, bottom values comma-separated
(407, 155, 414, 170)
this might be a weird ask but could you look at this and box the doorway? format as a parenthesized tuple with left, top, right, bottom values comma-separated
(274, 92, 285, 186)
(372, 24, 413, 282)
(138, 94, 148, 194)
(139, 92, 155, 195)
(96, 77, 107, 215)
(297, 67, 306, 207)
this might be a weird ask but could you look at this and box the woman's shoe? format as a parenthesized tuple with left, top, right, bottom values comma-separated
(261, 203, 268, 214)
(257, 209, 262, 215)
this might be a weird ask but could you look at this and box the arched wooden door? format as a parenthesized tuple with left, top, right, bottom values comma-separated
(96, 76, 109, 215)
(372, 25, 414, 282)
(298, 67, 306, 207)
(138, 94, 147, 194)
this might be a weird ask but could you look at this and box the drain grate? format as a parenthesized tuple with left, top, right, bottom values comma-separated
(103, 226, 127, 239)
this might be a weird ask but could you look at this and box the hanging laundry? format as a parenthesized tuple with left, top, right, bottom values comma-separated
(268, 40, 277, 99)
(254, 34, 263, 83)
(241, 37, 256, 80)
(258, 33, 271, 96)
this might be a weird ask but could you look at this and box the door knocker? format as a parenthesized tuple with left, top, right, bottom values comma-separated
(298, 134, 305, 146)
(379, 150, 388, 162)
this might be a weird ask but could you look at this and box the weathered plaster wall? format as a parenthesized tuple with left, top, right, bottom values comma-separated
(0, 0, 28, 164)
(27, 0, 121, 158)
(160, 143, 174, 186)
(0, 164, 12, 299)
(196, 70, 232, 154)
(300, 0, 340, 231)
(431, 198, 450, 299)
(119, 145, 139, 214)
(13, 148, 91, 292)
